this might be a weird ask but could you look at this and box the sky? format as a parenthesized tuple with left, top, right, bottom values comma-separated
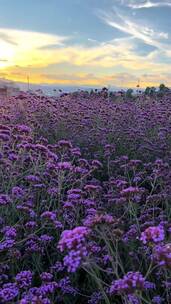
(0, 0, 171, 88)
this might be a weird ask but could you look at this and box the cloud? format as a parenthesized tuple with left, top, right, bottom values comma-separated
(0, 25, 171, 87)
(0, 26, 164, 73)
(87, 38, 99, 43)
(0, 28, 135, 71)
(98, 9, 169, 50)
(0, 28, 69, 68)
(38, 38, 165, 71)
(1, 33, 171, 84)
(122, 0, 171, 9)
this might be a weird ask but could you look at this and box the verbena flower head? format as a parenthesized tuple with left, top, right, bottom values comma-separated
(25, 175, 40, 183)
(152, 296, 164, 303)
(58, 139, 72, 149)
(140, 225, 165, 244)
(0, 194, 11, 206)
(58, 226, 90, 252)
(153, 243, 171, 267)
(40, 272, 53, 282)
(63, 247, 88, 272)
(15, 124, 31, 134)
(15, 271, 33, 289)
(57, 162, 72, 171)
(88, 291, 103, 304)
(121, 186, 142, 197)
(0, 239, 15, 251)
(58, 226, 90, 272)
(110, 272, 146, 295)
(127, 294, 141, 304)
(11, 186, 25, 199)
(0, 283, 19, 302)
(2, 226, 17, 239)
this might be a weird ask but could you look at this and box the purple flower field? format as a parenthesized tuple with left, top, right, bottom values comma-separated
(0, 90, 171, 303)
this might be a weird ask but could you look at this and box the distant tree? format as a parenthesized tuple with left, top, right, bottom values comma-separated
(145, 87, 150, 95)
(150, 87, 156, 95)
(145, 86, 156, 96)
(126, 88, 133, 99)
(159, 83, 169, 92)
(102, 87, 108, 91)
(101, 87, 108, 98)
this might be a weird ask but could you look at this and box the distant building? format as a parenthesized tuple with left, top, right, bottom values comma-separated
(0, 79, 20, 97)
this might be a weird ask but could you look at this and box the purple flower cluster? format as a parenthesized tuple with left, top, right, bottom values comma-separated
(15, 271, 33, 289)
(153, 243, 171, 267)
(0, 283, 19, 303)
(0, 195, 11, 206)
(140, 225, 165, 244)
(58, 226, 90, 272)
(110, 272, 146, 295)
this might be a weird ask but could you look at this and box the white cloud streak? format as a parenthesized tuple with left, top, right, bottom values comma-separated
(99, 9, 169, 51)
(122, 0, 171, 9)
